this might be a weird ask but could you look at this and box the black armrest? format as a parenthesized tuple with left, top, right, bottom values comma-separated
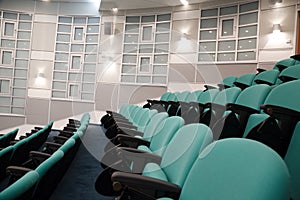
(29, 151, 51, 166)
(111, 172, 181, 199)
(6, 166, 32, 177)
(53, 135, 69, 144)
(59, 130, 75, 137)
(117, 135, 150, 148)
(117, 128, 143, 137)
(117, 123, 137, 131)
(117, 147, 162, 173)
(63, 126, 77, 132)
(204, 85, 217, 90)
(256, 68, 266, 73)
(226, 103, 258, 115)
(44, 142, 62, 154)
(261, 104, 300, 135)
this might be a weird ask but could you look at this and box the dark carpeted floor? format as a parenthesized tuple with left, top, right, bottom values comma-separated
(50, 124, 113, 200)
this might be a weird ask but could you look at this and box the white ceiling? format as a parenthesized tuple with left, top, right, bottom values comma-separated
(100, 0, 210, 11)
(39, 0, 227, 11)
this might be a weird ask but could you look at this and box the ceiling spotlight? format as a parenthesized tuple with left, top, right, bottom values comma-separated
(180, 0, 189, 6)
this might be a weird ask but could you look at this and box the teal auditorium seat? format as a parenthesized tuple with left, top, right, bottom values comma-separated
(253, 69, 280, 85)
(0, 146, 14, 180)
(217, 75, 237, 89)
(274, 57, 300, 72)
(0, 171, 39, 200)
(100, 116, 183, 170)
(285, 122, 300, 200)
(103, 112, 169, 152)
(201, 87, 242, 126)
(112, 138, 289, 200)
(212, 84, 271, 140)
(98, 123, 213, 198)
(278, 64, 300, 83)
(182, 89, 219, 124)
(0, 128, 18, 149)
(233, 73, 256, 90)
(246, 79, 300, 158)
(105, 108, 158, 139)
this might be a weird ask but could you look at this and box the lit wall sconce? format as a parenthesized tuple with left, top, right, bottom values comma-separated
(273, 24, 281, 34)
(35, 72, 46, 85)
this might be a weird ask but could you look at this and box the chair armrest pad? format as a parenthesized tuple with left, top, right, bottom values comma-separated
(6, 166, 32, 176)
(112, 172, 181, 199)
(117, 147, 162, 173)
(117, 135, 150, 148)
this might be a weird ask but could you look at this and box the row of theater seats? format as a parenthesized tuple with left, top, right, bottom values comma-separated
(0, 129, 19, 150)
(97, 56, 300, 200)
(0, 113, 90, 200)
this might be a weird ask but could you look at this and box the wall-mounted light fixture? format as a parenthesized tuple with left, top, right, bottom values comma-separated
(269, 0, 283, 6)
(273, 24, 281, 34)
(35, 72, 46, 86)
(180, 0, 189, 6)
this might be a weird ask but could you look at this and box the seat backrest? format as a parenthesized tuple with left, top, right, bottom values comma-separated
(0, 170, 39, 200)
(0, 146, 14, 180)
(221, 75, 237, 88)
(253, 69, 280, 85)
(160, 92, 171, 101)
(149, 116, 184, 156)
(0, 128, 18, 148)
(185, 91, 200, 102)
(213, 87, 241, 106)
(158, 123, 213, 187)
(137, 109, 158, 131)
(234, 73, 256, 89)
(284, 122, 300, 200)
(166, 93, 178, 102)
(179, 138, 290, 200)
(142, 112, 169, 141)
(263, 79, 300, 112)
(279, 65, 300, 83)
(197, 89, 219, 104)
(176, 91, 191, 102)
(10, 138, 28, 165)
(234, 84, 271, 111)
(274, 58, 300, 72)
(33, 150, 65, 200)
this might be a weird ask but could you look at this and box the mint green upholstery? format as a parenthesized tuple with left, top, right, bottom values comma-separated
(234, 73, 256, 88)
(185, 91, 200, 102)
(143, 123, 213, 187)
(263, 80, 300, 112)
(137, 112, 169, 141)
(221, 75, 237, 88)
(0, 128, 18, 148)
(160, 92, 171, 101)
(136, 109, 158, 132)
(274, 58, 300, 71)
(33, 150, 64, 199)
(138, 116, 184, 156)
(0, 171, 39, 200)
(234, 84, 271, 111)
(285, 122, 300, 200)
(176, 91, 191, 102)
(177, 138, 290, 200)
(253, 69, 280, 85)
(166, 93, 178, 102)
(279, 65, 300, 82)
(243, 113, 270, 137)
(197, 89, 219, 104)
(213, 87, 241, 106)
